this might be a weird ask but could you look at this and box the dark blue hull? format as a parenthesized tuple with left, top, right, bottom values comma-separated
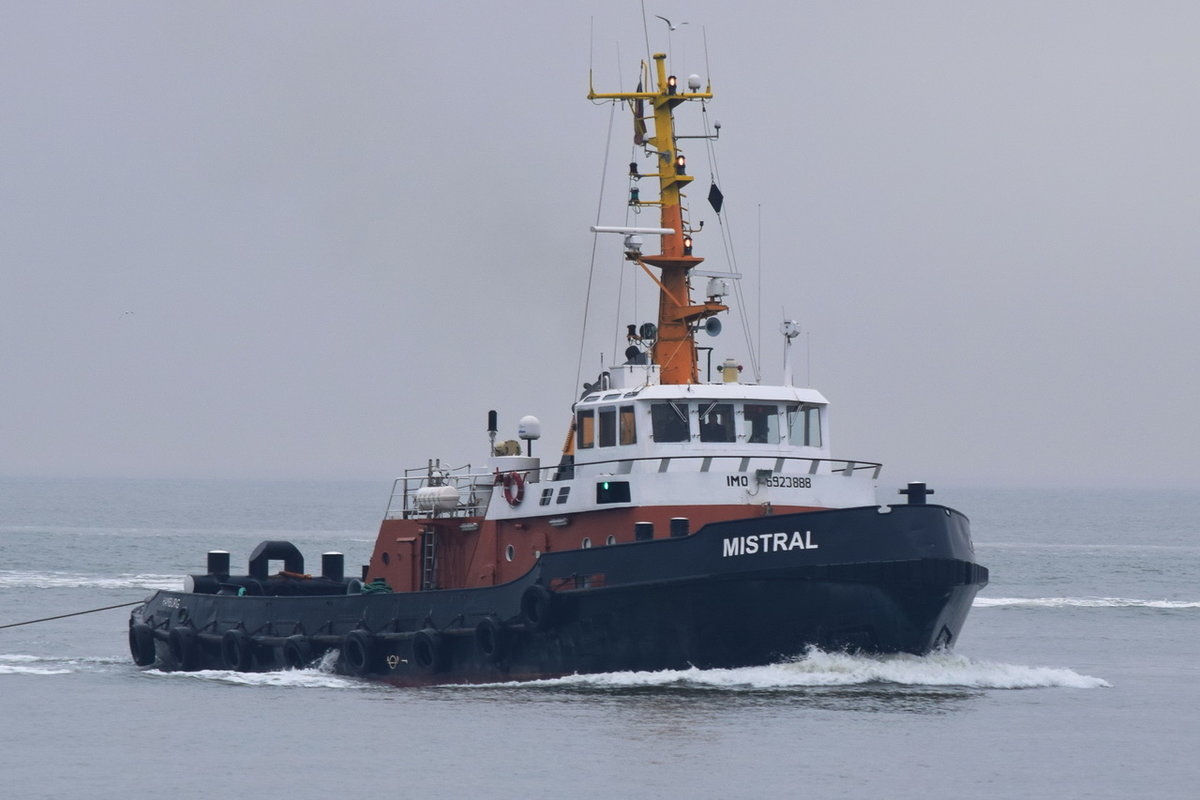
(128, 504, 988, 684)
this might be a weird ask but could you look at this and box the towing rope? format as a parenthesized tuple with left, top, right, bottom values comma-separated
(0, 600, 143, 630)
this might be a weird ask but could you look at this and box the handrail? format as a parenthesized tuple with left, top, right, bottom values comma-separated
(384, 454, 882, 520)
(569, 454, 882, 473)
(383, 462, 489, 521)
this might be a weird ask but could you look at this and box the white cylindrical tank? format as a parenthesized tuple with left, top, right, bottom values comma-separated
(415, 484, 460, 512)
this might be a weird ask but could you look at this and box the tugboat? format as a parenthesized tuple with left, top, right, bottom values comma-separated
(128, 51, 988, 685)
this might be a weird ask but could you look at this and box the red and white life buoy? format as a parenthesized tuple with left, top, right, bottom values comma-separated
(503, 472, 525, 506)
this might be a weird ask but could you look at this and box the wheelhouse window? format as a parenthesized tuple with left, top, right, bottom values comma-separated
(619, 405, 637, 445)
(743, 404, 780, 444)
(576, 409, 595, 449)
(598, 406, 617, 447)
(787, 404, 823, 447)
(651, 401, 689, 442)
(699, 403, 736, 442)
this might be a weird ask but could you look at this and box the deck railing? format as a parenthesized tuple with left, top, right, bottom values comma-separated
(385, 455, 882, 520)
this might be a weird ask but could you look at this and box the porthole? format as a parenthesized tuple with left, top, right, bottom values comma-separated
(505, 545, 515, 562)
(582, 538, 592, 549)
(606, 535, 616, 546)
(382, 552, 390, 565)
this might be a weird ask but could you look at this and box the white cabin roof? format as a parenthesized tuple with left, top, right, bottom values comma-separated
(579, 382, 828, 406)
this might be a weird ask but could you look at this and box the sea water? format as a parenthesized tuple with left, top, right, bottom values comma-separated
(1, 478, 1197, 798)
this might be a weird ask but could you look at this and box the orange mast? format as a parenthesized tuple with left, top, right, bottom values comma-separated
(590, 53, 727, 385)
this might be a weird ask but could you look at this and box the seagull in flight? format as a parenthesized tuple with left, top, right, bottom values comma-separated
(655, 15, 687, 31)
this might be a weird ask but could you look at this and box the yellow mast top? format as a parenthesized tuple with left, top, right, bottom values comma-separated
(589, 53, 727, 385)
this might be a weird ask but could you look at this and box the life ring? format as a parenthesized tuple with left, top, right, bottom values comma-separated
(474, 616, 508, 663)
(340, 630, 374, 676)
(503, 472, 525, 506)
(168, 626, 199, 671)
(412, 628, 448, 673)
(221, 629, 254, 672)
(128, 622, 156, 667)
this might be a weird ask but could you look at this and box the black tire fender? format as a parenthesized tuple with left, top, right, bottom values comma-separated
(412, 628, 448, 673)
(474, 616, 508, 663)
(521, 584, 557, 631)
(282, 635, 314, 669)
(221, 629, 254, 672)
(128, 622, 156, 667)
(340, 630, 374, 676)
(168, 626, 199, 671)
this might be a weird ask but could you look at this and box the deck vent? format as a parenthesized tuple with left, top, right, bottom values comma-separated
(207, 550, 230, 576)
(321, 552, 344, 582)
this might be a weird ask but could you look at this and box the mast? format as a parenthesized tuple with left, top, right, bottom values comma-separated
(590, 53, 727, 385)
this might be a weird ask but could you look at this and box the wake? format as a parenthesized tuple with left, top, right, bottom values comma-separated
(975, 596, 1199, 610)
(139, 650, 360, 690)
(5, 648, 1108, 691)
(500, 647, 1109, 690)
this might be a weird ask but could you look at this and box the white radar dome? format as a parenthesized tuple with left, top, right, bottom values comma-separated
(518, 415, 542, 440)
(688, 74, 702, 91)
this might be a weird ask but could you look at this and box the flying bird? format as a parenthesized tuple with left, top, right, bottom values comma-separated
(655, 15, 687, 31)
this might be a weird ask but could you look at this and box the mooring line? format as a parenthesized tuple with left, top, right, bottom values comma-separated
(0, 600, 143, 630)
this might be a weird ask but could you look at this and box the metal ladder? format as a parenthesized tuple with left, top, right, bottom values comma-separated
(420, 526, 438, 590)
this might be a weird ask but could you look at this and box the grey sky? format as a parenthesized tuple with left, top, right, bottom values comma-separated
(2, 2, 1197, 489)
